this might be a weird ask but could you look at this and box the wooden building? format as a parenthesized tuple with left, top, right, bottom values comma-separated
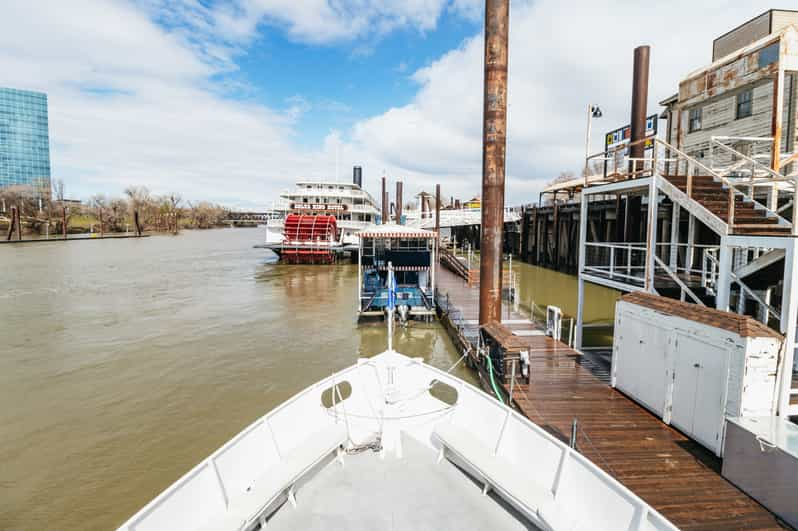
(660, 10, 798, 180)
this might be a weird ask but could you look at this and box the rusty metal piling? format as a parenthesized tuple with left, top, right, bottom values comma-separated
(381, 176, 388, 224)
(629, 45, 650, 174)
(435, 184, 441, 239)
(395, 180, 403, 224)
(479, 0, 510, 325)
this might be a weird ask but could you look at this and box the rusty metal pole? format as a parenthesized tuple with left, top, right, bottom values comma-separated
(395, 180, 403, 224)
(435, 184, 441, 238)
(16, 207, 22, 240)
(479, 0, 510, 326)
(62, 206, 67, 239)
(629, 45, 650, 176)
(381, 176, 388, 223)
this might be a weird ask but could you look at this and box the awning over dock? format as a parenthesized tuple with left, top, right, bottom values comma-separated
(357, 224, 437, 239)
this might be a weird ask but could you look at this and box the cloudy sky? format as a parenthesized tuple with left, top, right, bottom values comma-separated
(0, 1, 779, 209)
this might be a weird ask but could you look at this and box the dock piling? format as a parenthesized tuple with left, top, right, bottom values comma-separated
(478, 0, 510, 325)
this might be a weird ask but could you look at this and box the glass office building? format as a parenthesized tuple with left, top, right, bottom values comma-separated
(0, 87, 51, 193)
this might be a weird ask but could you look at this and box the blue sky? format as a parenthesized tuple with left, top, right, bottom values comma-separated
(216, 8, 480, 147)
(0, 1, 779, 208)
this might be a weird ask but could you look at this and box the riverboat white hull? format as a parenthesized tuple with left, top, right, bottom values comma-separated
(118, 350, 678, 531)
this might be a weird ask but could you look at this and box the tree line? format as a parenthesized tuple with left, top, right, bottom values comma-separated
(1, 180, 230, 239)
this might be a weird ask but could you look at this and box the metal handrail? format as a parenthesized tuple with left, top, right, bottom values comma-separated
(653, 255, 705, 306)
(710, 137, 787, 182)
(703, 250, 781, 322)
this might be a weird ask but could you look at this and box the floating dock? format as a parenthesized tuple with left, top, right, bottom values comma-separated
(434, 265, 783, 530)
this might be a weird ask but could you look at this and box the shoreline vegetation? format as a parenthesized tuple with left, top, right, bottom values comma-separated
(1, 181, 230, 239)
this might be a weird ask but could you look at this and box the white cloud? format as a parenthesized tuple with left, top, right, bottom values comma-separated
(0, 0, 481, 208)
(345, 0, 778, 204)
(0, 0, 781, 209)
(153, 0, 466, 46)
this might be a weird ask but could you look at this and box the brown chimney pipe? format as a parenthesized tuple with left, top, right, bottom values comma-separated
(395, 181, 403, 224)
(629, 45, 650, 173)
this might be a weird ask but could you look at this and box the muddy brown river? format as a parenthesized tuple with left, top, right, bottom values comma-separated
(0, 229, 616, 530)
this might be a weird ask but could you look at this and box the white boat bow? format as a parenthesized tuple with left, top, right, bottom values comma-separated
(118, 350, 678, 531)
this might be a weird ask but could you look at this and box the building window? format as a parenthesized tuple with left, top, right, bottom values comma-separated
(758, 42, 779, 69)
(688, 107, 702, 133)
(736, 90, 753, 119)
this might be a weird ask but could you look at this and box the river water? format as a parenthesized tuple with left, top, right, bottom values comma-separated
(0, 229, 616, 530)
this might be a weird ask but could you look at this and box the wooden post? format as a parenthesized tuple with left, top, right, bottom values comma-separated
(134, 210, 142, 236)
(99, 209, 104, 238)
(6, 206, 16, 241)
(62, 206, 67, 240)
(16, 207, 22, 240)
(532, 208, 539, 265)
(553, 201, 560, 269)
(669, 203, 680, 269)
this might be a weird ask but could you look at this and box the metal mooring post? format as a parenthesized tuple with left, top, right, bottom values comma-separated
(478, 0, 510, 325)
(509, 359, 517, 405)
(570, 418, 578, 449)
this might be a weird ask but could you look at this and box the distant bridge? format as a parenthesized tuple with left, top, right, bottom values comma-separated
(224, 211, 281, 225)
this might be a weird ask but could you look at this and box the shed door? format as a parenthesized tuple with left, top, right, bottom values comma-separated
(614, 313, 668, 416)
(671, 338, 699, 435)
(671, 334, 728, 451)
(692, 342, 728, 450)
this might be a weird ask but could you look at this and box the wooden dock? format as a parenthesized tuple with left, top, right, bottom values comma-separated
(434, 266, 784, 530)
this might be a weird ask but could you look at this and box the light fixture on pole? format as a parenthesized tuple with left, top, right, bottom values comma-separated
(584, 104, 603, 184)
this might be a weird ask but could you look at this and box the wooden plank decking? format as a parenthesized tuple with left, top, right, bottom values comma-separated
(435, 266, 784, 530)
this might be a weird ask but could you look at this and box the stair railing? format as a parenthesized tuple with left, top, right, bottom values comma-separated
(709, 136, 797, 232)
(585, 137, 796, 234)
(657, 139, 794, 234)
(653, 255, 706, 306)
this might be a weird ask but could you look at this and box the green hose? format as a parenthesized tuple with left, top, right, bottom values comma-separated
(485, 354, 504, 404)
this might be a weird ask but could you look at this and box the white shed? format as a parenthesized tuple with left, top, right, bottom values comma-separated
(612, 292, 783, 456)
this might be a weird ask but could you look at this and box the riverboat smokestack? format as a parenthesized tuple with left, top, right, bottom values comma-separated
(629, 45, 650, 172)
(353, 166, 363, 188)
(395, 180, 403, 224)
(478, 0, 510, 325)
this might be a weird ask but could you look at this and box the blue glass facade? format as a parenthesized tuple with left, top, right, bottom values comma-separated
(0, 88, 51, 192)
